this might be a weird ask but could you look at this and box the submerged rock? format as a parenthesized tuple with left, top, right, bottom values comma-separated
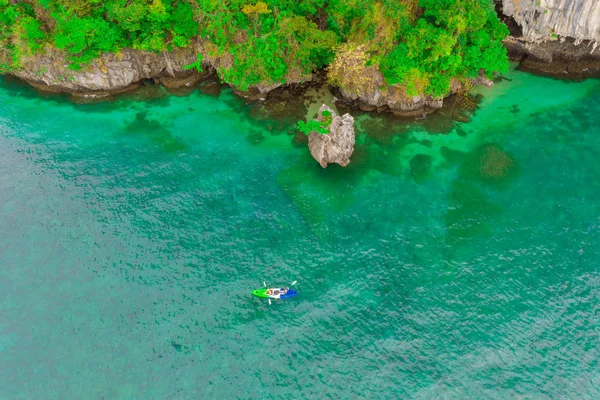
(460, 143, 520, 186)
(157, 71, 209, 92)
(410, 154, 433, 183)
(308, 105, 355, 168)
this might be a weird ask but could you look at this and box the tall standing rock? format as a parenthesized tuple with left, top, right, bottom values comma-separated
(308, 105, 355, 168)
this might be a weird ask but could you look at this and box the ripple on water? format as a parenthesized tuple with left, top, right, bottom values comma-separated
(1, 72, 600, 398)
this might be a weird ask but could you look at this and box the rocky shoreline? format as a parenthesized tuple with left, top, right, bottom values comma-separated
(7, 49, 497, 119)
(6, 1, 600, 111)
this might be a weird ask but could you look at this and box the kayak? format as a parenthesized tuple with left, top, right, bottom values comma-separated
(252, 287, 298, 299)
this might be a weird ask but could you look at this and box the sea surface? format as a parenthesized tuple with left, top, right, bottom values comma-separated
(1, 68, 599, 399)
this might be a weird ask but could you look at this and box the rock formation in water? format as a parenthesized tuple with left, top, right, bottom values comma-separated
(308, 105, 355, 168)
(499, 0, 600, 76)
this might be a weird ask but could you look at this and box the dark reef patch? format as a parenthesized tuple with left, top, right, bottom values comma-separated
(246, 130, 265, 146)
(459, 143, 520, 187)
(410, 154, 433, 183)
(123, 111, 186, 152)
(440, 146, 466, 166)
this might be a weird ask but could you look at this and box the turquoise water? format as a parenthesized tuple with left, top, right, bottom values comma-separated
(1, 69, 599, 398)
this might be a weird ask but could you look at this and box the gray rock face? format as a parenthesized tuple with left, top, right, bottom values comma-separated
(339, 69, 493, 117)
(337, 68, 444, 117)
(12, 47, 203, 93)
(10, 44, 313, 100)
(502, 0, 600, 42)
(500, 0, 600, 75)
(308, 105, 355, 168)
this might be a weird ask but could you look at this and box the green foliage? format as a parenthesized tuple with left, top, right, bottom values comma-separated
(22, 17, 46, 51)
(54, 16, 120, 68)
(0, 1, 48, 71)
(0, 0, 509, 98)
(297, 111, 332, 135)
(381, 0, 509, 96)
(1, 0, 201, 69)
(183, 53, 204, 72)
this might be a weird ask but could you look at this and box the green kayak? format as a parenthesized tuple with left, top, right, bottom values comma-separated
(252, 287, 298, 299)
(252, 289, 270, 298)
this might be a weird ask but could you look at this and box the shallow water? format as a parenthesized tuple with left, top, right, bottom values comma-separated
(1, 69, 599, 398)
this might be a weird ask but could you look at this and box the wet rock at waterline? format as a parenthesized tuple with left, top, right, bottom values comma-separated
(308, 105, 355, 168)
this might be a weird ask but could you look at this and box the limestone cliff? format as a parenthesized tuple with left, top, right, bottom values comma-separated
(327, 44, 495, 117)
(12, 47, 205, 96)
(500, 0, 600, 76)
(337, 69, 444, 117)
(502, 0, 600, 42)
(10, 44, 311, 100)
(336, 68, 493, 118)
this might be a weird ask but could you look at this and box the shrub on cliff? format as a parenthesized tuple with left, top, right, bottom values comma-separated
(327, 44, 382, 96)
(380, 0, 509, 96)
(298, 110, 333, 135)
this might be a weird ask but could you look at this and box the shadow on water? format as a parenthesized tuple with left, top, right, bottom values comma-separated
(72, 83, 173, 114)
(1, 75, 72, 104)
(277, 152, 371, 241)
(445, 179, 502, 246)
(219, 86, 311, 142)
(123, 110, 186, 153)
(444, 142, 520, 246)
(118, 84, 172, 107)
(0, 75, 180, 114)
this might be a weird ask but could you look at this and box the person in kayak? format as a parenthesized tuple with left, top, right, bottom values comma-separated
(266, 287, 289, 297)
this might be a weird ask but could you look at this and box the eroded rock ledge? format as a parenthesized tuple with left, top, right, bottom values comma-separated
(10, 44, 311, 101)
(12, 47, 205, 96)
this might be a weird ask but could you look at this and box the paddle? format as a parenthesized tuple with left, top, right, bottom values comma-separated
(262, 280, 297, 305)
